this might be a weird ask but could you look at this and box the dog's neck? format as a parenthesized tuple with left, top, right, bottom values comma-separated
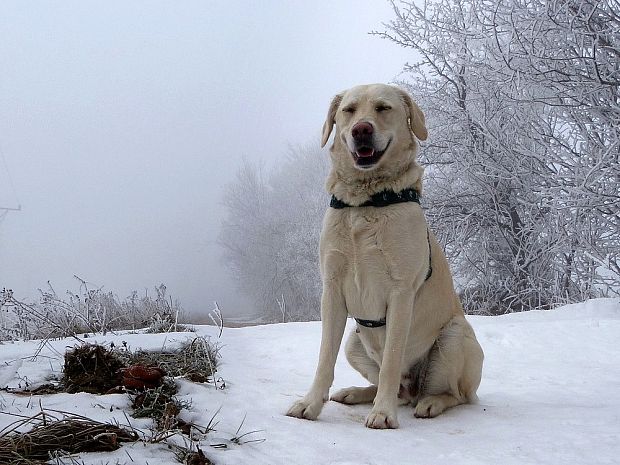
(325, 149, 424, 207)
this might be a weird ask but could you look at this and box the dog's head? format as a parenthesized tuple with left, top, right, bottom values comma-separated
(321, 84, 427, 172)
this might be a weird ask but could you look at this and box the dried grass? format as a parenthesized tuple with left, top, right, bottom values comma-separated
(0, 409, 138, 465)
(130, 378, 190, 429)
(118, 336, 221, 384)
(0, 337, 223, 464)
(63, 344, 125, 394)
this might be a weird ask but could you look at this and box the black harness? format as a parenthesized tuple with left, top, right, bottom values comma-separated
(329, 187, 433, 329)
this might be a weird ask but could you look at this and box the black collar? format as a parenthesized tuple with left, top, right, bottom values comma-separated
(330, 187, 420, 209)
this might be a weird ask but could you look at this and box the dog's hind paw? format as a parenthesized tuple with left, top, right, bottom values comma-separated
(414, 394, 461, 418)
(286, 397, 324, 420)
(331, 386, 376, 405)
(365, 409, 399, 429)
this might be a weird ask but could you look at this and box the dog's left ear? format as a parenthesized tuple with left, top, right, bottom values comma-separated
(321, 92, 344, 148)
(396, 89, 428, 141)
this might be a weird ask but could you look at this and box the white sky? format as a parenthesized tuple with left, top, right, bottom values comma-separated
(0, 0, 416, 317)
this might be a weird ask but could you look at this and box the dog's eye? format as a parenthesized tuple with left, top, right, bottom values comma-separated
(375, 105, 391, 112)
(342, 106, 355, 113)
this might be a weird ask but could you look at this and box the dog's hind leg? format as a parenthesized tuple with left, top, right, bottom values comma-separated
(331, 330, 380, 405)
(414, 316, 483, 418)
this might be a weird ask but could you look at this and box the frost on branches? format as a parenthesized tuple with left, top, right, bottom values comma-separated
(377, 0, 619, 313)
(219, 0, 618, 319)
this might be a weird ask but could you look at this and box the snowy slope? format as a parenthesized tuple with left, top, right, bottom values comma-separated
(1, 298, 619, 465)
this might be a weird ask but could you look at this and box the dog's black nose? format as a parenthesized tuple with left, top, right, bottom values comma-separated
(352, 122, 374, 139)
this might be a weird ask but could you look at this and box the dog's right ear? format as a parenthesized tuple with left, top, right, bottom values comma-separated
(321, 93, 344, 148)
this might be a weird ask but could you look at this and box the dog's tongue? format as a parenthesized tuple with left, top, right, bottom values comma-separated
(357, 147, 375, 158)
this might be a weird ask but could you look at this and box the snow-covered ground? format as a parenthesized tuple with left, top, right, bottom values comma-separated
(1, 298, 619, 465)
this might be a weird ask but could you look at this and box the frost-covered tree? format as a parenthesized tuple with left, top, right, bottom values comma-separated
(219, 144, 329, 322)
(379, 0, 619, 313)
(220, 0, 618, 318)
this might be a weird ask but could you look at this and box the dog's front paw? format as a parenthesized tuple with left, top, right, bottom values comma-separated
(286, 396, 324, 421)
(365, 409, 399, 429)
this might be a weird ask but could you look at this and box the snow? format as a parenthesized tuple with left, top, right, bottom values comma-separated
(1, 298, 619, 465)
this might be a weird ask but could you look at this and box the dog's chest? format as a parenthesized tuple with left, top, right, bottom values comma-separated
(322, 208, 414, 320)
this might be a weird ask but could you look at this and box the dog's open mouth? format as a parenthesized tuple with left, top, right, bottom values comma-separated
(351, 140, 391, 168)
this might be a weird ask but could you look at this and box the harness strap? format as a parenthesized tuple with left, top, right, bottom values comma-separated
(426, 227, 433, 280)
(355, 317, 387, 328)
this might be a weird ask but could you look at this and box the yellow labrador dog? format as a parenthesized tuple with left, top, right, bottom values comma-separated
(286, 84, 483, 429)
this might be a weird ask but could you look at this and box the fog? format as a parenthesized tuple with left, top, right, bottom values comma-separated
(0, 1, 413, 319)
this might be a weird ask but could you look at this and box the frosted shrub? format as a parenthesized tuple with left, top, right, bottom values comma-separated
(0, 280, 185, 341)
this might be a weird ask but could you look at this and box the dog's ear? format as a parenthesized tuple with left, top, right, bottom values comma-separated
(396, 89, 428, 141)
(321, 92, 344, 148)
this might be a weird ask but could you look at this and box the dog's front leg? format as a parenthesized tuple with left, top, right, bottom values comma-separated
(286, 287, 347, 421)
(365, 291, 414, 429)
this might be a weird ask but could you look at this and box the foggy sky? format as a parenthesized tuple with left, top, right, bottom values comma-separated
(0, 1, 415, 319)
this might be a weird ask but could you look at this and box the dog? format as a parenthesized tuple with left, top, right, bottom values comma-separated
(286, 84, 483, 429)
